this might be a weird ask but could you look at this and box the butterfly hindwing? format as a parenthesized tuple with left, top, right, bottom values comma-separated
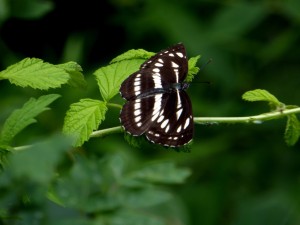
(120, 94, 160, 135)
(145, 91, 193, 147)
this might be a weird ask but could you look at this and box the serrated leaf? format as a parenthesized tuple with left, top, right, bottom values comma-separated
(186, 55, 201, 82)
(94, 59, 145, 102)
(9, 135, 71, 184)
(284, 114, 300, 146)
(242, 89, 282, 108)
(110, 49, 155, 64)
(62, 99, 107, 146)
(129, 162, 191, 184)
(0, 58, 70, 90)
(0, 94, 60, 145)
(56, 62, 87, 89)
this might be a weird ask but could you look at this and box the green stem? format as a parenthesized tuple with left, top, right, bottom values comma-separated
(107, 103, 122, 109)
(194, 107, 300, 124)
(90, 126, 123, 138)
(11, 107, 300, 151)
(12, 145, 32, 151)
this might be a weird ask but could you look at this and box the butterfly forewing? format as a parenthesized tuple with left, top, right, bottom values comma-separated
(140, 43, 188, 84)
(120, 43, 188, 100)
(119, 43, 194, 147)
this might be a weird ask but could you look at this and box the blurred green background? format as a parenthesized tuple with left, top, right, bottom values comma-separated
(0, 0, 300, 224)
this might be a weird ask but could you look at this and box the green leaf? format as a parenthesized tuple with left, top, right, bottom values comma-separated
(94, 59, 145, 102)
(122, 188, 172, 208)
(8, 134, 71, 184)
(284, 114, 300, 146)
(129, 162, 191, 184)
(110, 49, 155, 64)
(0, 58, 70, 90)
(242, 89, 282, 109)
(56, 62, 87, 89)
(0, 94, 60, 146)
(123, 133, 146, 148)
(186, 55, 201, 82)
(62, 99, 107, 146)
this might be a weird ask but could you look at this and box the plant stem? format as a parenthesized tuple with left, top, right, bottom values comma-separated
(90, 126, 123, 138)
(11, 107, 300, 151)
(194, 107, 300, 124)
(107, 103, 122, 109)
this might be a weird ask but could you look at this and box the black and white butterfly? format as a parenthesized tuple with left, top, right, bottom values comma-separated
(119, 43, 193, 147)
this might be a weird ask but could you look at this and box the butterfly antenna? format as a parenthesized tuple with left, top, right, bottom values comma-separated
(189, 58, 213, 85)
(200, 58, 212, 71)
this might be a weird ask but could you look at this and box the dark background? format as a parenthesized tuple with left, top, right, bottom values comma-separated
(1, 0, 300, 224)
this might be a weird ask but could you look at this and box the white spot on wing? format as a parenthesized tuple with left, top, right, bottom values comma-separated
(176, 52, 184, 58)
(134, 85, 140, 92)
(157, 115, 164, 123)
(184, 117, 190, 129)
(165, 124, 170, 133)
(134, 109, 141, 116)
(174, 68, 179, 83)
(135, 115, 141, 122)
(152, 94, 162, 121)
(153, 68, 160, 73)
(160, 119, 169, 129)
(135, 102, 141, 109)
(158, 59, 164, 63)
(176, 108, 183, 120)
(176, 91, 182, 118)
(171, 61, 179, 68)
(176, 125, 182, 133)
(137, 122, 142, 127)
(153, 73, 162, 88)
(155, 62, 163, 67)
(169, 53, 175, 57)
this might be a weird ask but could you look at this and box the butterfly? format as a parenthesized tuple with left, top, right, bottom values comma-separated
(119, 43, 193, 147)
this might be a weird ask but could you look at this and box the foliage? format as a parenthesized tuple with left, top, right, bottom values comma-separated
(1, 1, 300, 225)
(62, 99, 107, 146)
(242, 89, 300, 146)
(0, 43, 299, 225)
(0, 94, 60, 146)
(0, 58, 84, 90)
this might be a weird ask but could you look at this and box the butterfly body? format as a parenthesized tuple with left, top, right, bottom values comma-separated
(119, 43, 194, 147)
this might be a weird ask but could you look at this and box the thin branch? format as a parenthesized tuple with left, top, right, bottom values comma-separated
(12, 145, 32, 151)
(11, 107, 300, 151)
(194, 107, 300, 124)
(107, 103, 122, 109)
(90, 126, 123, 138)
